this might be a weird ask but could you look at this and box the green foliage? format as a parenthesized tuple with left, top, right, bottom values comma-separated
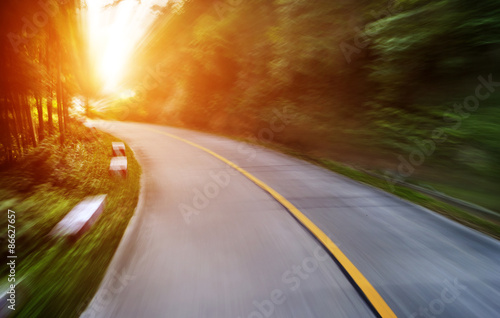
(0, 122, 141, 317)
(107, 0, 499, 209)
(365, 0, 500, 180)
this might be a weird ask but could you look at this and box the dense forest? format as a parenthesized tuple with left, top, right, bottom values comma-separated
(106, 0, 500, 211)
(0, 0, 88, 163)
(1, 0, 499, 210)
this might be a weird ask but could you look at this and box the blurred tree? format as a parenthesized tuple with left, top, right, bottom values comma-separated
(106, 0, 500, 183)
(0, 0, 85, 162)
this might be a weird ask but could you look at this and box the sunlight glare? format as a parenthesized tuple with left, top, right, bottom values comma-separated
(86, 0, 167, 93)
(120, 89, 136, 99)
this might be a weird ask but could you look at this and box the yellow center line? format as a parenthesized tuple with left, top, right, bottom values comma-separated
(146, 127, 397, 318)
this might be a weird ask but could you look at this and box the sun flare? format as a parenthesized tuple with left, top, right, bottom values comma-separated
(86, 0, 166, 94)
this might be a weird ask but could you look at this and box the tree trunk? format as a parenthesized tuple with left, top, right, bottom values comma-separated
(8, 95, 22, 156)
(12, 94, 27, 152)
(0, 96, 12, 162)
(37, 47, 44, 142)
(36, 96, 44, 141)
(47, 90, 54, 134)
(46, 28, 54, 135)
(24, 96, 37, 148)
(57, 42, 64, 145)
(63, 88, 68, 131)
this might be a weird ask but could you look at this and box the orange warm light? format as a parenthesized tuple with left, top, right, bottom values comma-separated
(86, 0, 166, 94)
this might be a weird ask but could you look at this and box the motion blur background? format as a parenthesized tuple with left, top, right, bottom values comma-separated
(1, 0, 499, 211)
(105, 0, 500, 213)
(1, 0, 500, 316)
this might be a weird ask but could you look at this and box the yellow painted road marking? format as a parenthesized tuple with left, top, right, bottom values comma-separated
(147, 127, 397, 318)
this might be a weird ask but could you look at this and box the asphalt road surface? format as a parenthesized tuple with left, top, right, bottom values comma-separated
(82, 121, 500, 318)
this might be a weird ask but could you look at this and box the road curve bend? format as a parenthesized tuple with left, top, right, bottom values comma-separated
(82, 121, 500, 318)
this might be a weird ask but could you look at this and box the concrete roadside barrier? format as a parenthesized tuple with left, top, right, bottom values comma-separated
(109, 156, 127, 178)
(50, 195, 107, 241)
(112, 142, 126, 157)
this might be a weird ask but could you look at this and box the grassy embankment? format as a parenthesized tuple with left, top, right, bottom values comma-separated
(0, 122, 140, 317)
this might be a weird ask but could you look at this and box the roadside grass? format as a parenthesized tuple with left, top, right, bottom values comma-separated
(0, 122, 141, 317)
(234, 138, 500, 241)
(415, 179, 500, 213)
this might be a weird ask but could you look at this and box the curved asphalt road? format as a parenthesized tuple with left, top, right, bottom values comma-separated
(82, 121, 500, 318)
